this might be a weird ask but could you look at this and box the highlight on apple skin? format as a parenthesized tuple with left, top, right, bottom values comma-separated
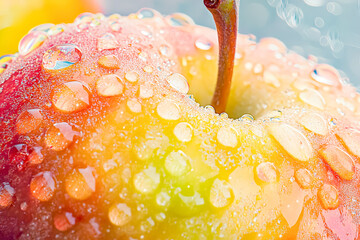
(0, 6, 360, 240)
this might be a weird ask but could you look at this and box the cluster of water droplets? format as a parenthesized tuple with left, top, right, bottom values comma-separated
(74, 12, 105, 32)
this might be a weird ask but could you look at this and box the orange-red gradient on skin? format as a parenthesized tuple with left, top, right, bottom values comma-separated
(0, 9, 360, 240)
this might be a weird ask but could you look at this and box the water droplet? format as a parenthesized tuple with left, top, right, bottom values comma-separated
(295, 168, 313, 189)
(52, 81, 90, 113)
(8, 144, 30, 171)
(139, 84, 154, 99)
(299, 112, 328, 135)
(28, 146, 44, 165)
(319, 145, 355, 180)
(263, 71, 280, 88)
(292, 79, 313, 91)
(155, 212, 166, 222)
(30, 171, 56, 201)
(336, 129, 360, 158)
(110, 21, 122, 32)
(20, 202, 28, 211)
(195, 37, 213, 51)
(244, 62, 253, 71)
(108, 203, 132, 226)
(327, 2, 342, 15)
(143, 65, 153, 73)
(156, 191, 171, 207)
(0, 54, 15, 73)
(217, 126, 238, 148)
(259, 38, 287, 54)
(127, 98, 142, 113)
(157, 99, 181, 120)
(174, 189, 205, 216)
(98, 54, 120, 69)
(19, 31, 48, 56)
(0, 182, 15, 208)
(108, 13, 121, 21)
(239, 114, 254, 123)
(209, 179, 234, 208)
(138, 52, 148, 62)
(133, 166, 160, 194)
(280, 181, 305, 228)
(166, 73, 189, 94)
(16, 109, 43, 134)
(96, 74, 124, 97)
(164, 150, 191, 177)
(204, 105, 215, 113)
(318, 184, 339, 210)
(65, 167, 96, 200)
(44, 122, 80, 151)
(336, 97, 355, 112)
(97, 33, 119, 51)
(75, 12, 94, 24)
(276, 0, 288, 20)
(304, 0, 325, 7)
(167, 13, 195, 26)
(48, 24, 65, 36)
(29, 23, 54, 34)
(285, 5, 303, 28)
(137, 8, 158, 19)
(253, 63, 264, 74)
(256, 162, 278, 183)
(311, 64, 341, 86)
(299, 89, 326, 110)
(125, 71, 139, 83)
(54, 212, 76, 231)
(42, 44, 82, 70)
(173, 122, 193, 142)
(314, 17, 325, 28)
(268, 123, 313, 162)
(159, 45, 171, 57)
(219, 112, 228, 119)
(140, 217, 155, 232)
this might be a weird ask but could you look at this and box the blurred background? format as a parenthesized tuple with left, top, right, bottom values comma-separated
(1, 0, 360, 85)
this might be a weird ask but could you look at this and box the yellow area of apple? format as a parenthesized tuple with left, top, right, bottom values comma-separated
(0, 0, 101, 55)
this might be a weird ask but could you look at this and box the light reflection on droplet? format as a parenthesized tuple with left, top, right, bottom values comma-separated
(314, 17, 325, 28)
(167, 13, 195, 26)
(327, 2, 343, 16)
(286, 5, 303, 28)
(195, 37, 213, 51)
(137, 8, 158, 19)
(29, 23, 54, 34)
(19, 31, 48, 56)
(42, 44, 82, 70)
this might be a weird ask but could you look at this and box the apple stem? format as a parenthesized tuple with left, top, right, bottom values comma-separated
(204, 0, 239, 114)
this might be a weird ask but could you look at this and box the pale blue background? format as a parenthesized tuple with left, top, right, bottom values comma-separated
(104, 0, 360, 86)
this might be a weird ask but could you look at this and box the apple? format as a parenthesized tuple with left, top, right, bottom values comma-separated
(0, 0, 359, 239)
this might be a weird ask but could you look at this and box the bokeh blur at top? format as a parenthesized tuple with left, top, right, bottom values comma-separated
(105, 0, 360, 87)
(1, 0, 360, 86)
(0, 0, 102, 55)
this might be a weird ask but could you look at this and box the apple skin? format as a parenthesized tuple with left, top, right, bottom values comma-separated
(0, 0, 101, 56)
(0, 10, 360, 240)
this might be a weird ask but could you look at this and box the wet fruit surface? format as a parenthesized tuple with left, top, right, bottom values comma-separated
(0, 10, 360, 240)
